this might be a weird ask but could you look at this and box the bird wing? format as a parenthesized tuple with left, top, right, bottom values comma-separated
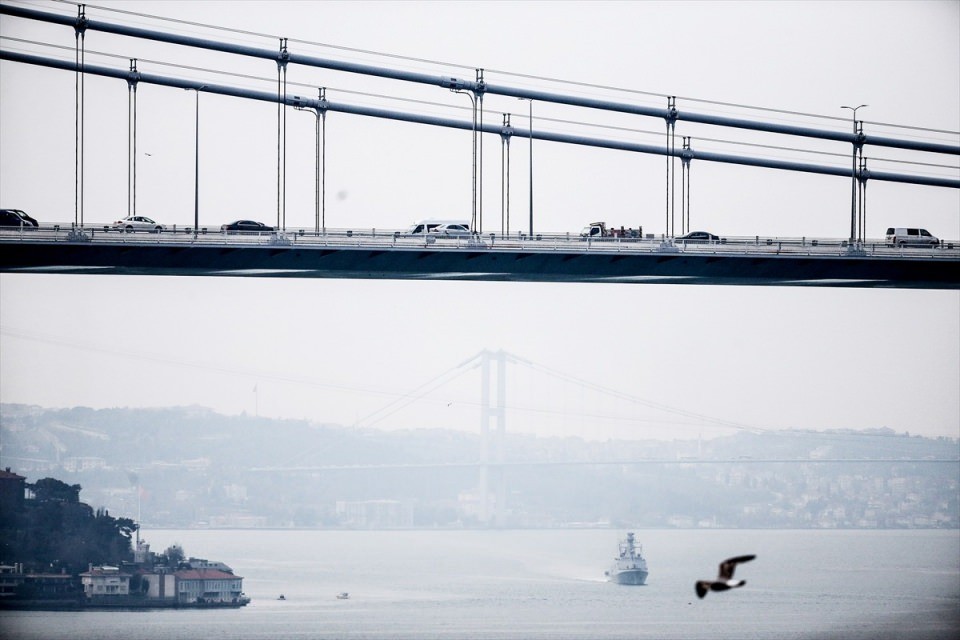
(695, 581, 710, 598)
(718, 555, 756, 579)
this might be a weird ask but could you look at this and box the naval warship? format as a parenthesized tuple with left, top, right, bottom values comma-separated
(604, 532, 648, 585)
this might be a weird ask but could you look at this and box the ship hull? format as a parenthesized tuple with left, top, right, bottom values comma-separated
(609, 569, 648, 585)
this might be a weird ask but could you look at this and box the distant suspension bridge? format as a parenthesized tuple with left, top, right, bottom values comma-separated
(254, 350, 960, 527)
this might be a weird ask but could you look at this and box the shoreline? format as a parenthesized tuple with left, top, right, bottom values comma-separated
(0, 597, 250, 611)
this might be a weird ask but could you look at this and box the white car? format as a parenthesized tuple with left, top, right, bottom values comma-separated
(433, 223, 473, 237)
(405, 219, 470, 234)
(114, 216, 165, 232)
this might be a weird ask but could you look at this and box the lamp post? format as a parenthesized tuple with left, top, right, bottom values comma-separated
(294, 89, 327, 235)
(452, 88, 478, 233)
(518, 98, 533, 236)
(193, 89, 199, 237)
(841, 104, 867, 244)
(528, 99, 533, 237)
(187, 85, 206, 237)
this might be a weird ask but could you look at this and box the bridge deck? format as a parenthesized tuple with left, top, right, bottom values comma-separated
(2, 227, 958, 289)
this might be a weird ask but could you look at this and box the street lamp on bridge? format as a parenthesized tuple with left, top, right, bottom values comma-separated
(518, 98, 533, 237)
(293, 89, 328, 235)
(841, 104, 867, 244)
(186, 85, 206, 237)
(450, 88, 478, 233)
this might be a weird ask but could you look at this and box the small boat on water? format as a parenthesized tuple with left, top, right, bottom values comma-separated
(605, 532, 648, 585)
(277, 594, 285, 600)
(336, 592, 349, 600)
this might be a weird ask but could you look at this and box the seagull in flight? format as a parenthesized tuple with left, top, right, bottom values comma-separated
(695, 555, 756, 598)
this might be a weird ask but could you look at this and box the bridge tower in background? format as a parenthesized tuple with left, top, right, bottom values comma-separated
(479, 350, 507, 527)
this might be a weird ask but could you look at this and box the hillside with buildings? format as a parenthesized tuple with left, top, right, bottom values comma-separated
(1, 404, 956, 530)
(0, 470, 248, 608)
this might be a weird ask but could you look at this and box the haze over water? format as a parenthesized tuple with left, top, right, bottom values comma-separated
(2, 528, 957, 639)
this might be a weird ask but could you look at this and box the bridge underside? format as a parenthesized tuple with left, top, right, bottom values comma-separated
(1, 242, 957, 289)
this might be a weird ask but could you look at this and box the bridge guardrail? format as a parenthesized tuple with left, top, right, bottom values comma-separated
(1, 225, 958, 259)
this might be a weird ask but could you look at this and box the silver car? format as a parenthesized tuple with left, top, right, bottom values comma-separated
(885, 227, 939, 247)
(114, 216, 165, 232)
(433, 223, 473, 237)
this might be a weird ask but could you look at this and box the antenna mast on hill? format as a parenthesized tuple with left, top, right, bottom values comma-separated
(136, 480, 141, 546)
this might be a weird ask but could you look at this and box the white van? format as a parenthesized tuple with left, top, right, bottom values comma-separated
(885, 227, 939, 247)
(405, 219, 471, 234)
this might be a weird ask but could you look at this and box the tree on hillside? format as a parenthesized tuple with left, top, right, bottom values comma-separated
(29, 478, 81, 503)
(1, 478, 136, 574)
(164, 543, 185, 566)
(93, 508, 138, 564)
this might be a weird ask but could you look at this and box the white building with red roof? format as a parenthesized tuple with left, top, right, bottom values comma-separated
(174, 568, 246, 605)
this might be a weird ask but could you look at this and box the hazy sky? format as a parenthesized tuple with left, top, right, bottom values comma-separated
(1, 1, 958, 442)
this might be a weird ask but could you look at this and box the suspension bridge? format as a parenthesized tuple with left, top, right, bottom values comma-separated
(249, 349, 959, 527)
(1, 2, 958, 289)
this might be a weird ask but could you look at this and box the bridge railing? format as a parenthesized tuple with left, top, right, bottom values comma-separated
(1, 224, 958, 258)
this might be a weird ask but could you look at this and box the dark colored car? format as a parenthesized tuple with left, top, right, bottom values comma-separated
(0, 208, 39, 227)
(676, 231, 720, 244)
(221, 220, 275, 233)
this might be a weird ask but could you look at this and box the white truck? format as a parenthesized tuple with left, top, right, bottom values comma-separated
(579, 222, 643, 239)
(580, 222, 609, 238)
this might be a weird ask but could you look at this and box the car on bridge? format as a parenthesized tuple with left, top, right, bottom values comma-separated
(405, 219, 470, 235)
(0, 209, 38, 228)
(113, 216, 165, 232)
(221, 220, 275, 233)
(676, 231, 721, 244)
(885, 227, 939, 248)
(433, 223, 473, 237)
